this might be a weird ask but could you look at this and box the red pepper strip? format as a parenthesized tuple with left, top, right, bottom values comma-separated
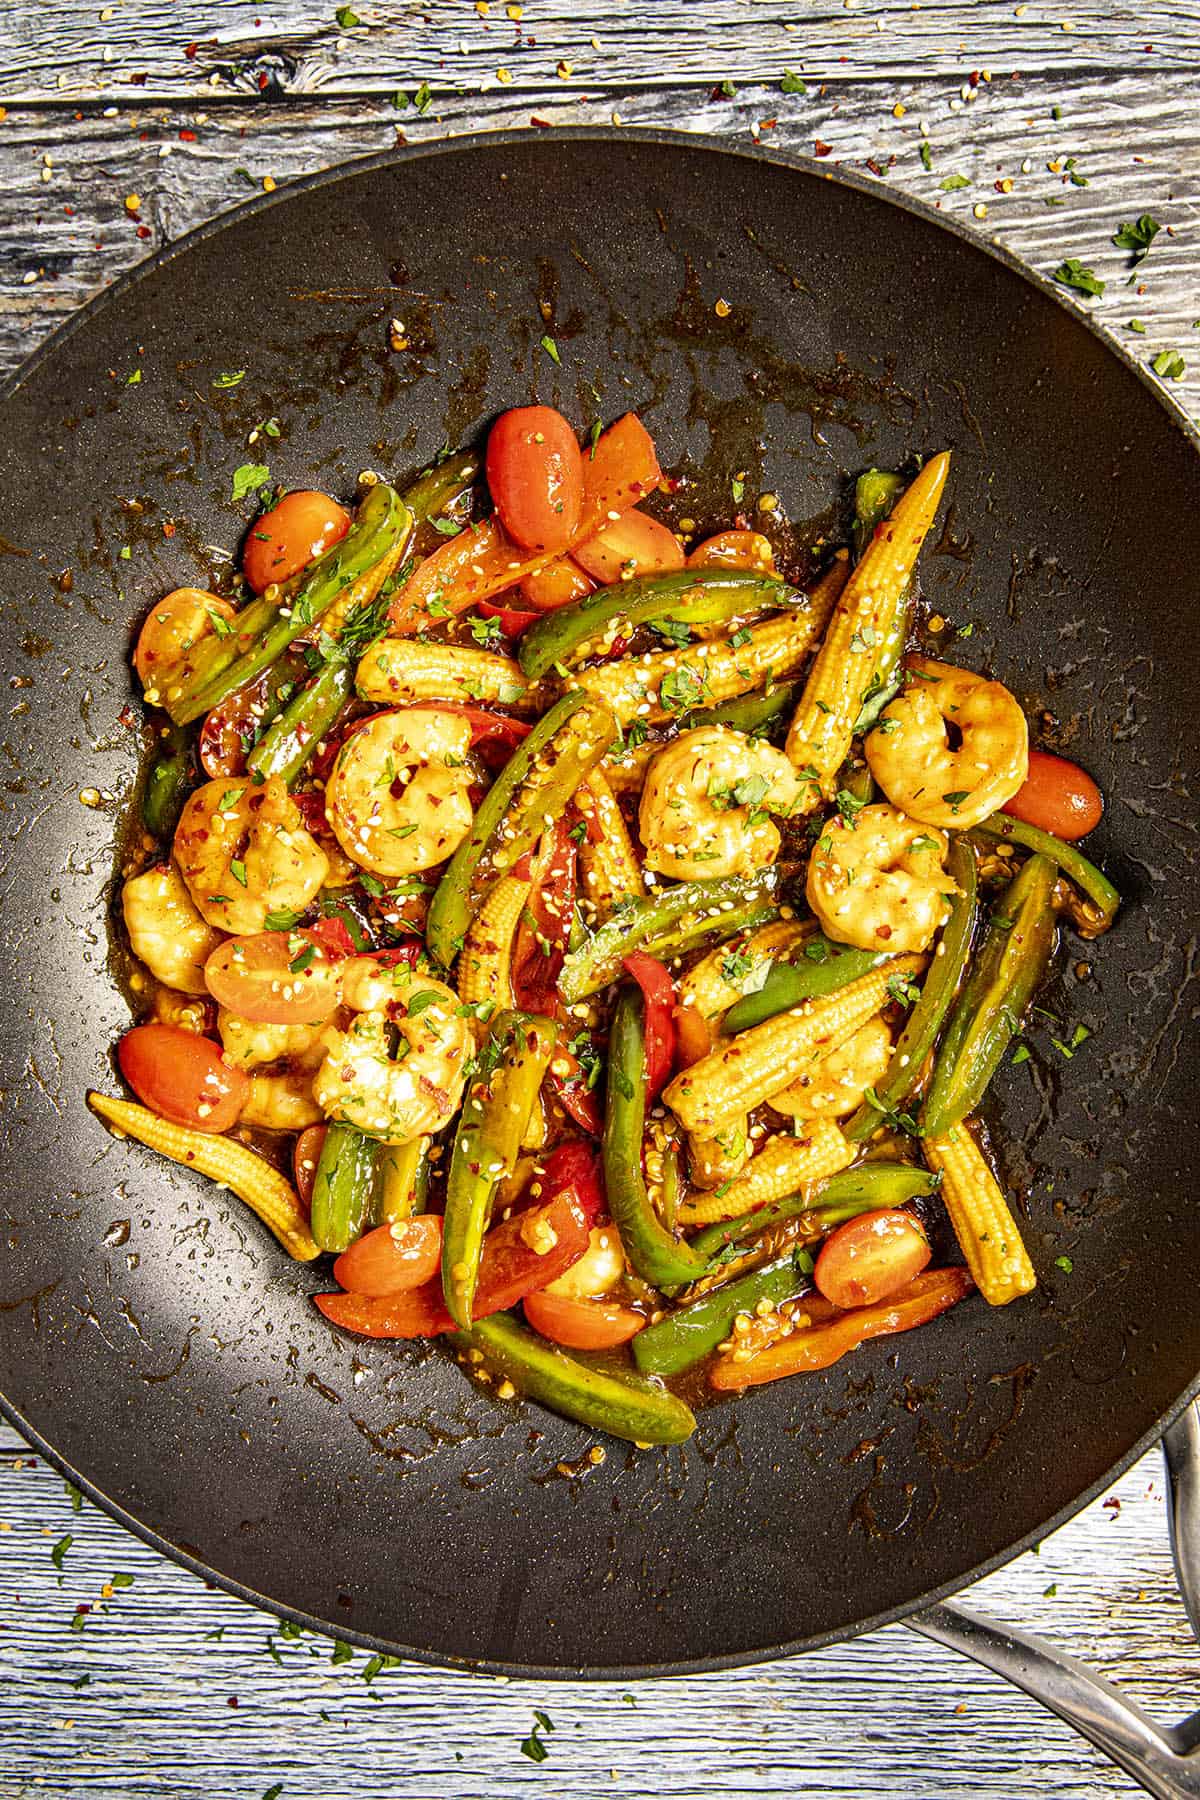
(314, 1188, 590, 1339)
(477, 598, 541, 637)
(513, 820, 576, 1013)
(535, 1140, 605, 1223)
(673, 1003, 714, 1070)
(622, 953, 676, 1100)
(709, 1268, 974, 1390)
(304, 916, 358, 959)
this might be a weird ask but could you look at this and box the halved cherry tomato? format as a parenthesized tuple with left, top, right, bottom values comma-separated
(477, 597, 542, 637)
(686, 529, 776, 574)
(813, 1208, 932, 1311)
(204, 929, 343, 1026)
(673, 1003, 715, 1070)
(512, 820, 576, 1012)
(523, 1289, 645, 1350)
(546, 1055, 604, 1136)
(117, 1022, 248, 1133)
(574, 412, 662, 539)
(293, 1124, 327, 1210)
(709, 1268, 973, 1390)
(304, 915, 358, 959)
(134, 588, 235, 689)
(1003, 748, 1104, 841)
(314, 1187, 590, 1338)
(622, 953, 676, 1099)
(573, 508, 684, 584)
(536, 1140, 605, 1222)
(458, 705, 532, 760)
(519, 556, 595, 613)
(486, 405, 584, 554)
(242, 490, 350, 594)
(333, 1215, 444, 1298)
(198, 669, 274, 778)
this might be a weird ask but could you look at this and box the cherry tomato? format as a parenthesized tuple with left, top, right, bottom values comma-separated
(134, 588, 235, 689)
(687, 529, 776, 574)
(673, 1003, 715, 1070)
(535, 1141, 605, 1222)
(622, 953, 676, 1099)
(519, 556, 595, 612)
(304, 915, 358, 959)
(486, 405, 584, 554)
(524, 1289, 644, 1350)
(814, 1208, 932, 1311)
(573, 508, 684, 584)
(117, 1022, 248, 1133)
(293, 1124, 327, 1210)
(477, 597, 542, 637)
(203, 929, 343, 1026)
(333, 1215, 444, 1298)
(575, 412, 662, 539)
(242, 490, 350, 594)
(1003, 748, 1103, 841)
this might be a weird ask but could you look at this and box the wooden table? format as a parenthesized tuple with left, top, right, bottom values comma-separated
(1, 5, 1197, 1794)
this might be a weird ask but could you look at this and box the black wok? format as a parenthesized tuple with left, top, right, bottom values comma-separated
(1, 131, 1197, 1678)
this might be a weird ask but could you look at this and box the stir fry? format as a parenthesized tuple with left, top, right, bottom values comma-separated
(95, 405, 1119, 1446)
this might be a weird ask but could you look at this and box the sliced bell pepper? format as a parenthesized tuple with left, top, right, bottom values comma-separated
(622, 952, 675, 1100)
(558, 869, 779, 1003)
(973, 814, 1119, 936)
(633, 1251, 811, 1378)
(477, 598, 542, 637)
(722, 937, 893, 1034)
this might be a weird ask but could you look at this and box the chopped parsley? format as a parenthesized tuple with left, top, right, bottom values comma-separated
(335, 5, 360, 24)
(468, 613, 504, 649)
(264, 907, 303, 929)
(731, 472, 745, 504)
(1112, 214, 1160, 265)
(206, 606, 234, 637)
(1050, 1023, 1091, 1059)
(919, 139, 933, 171)
(229, 859, 248, 887)
(886, 973, 922, 1007)
(51, 1534, 72, 1573)
(941, 790, 969, 812)
(1054, 1256, 1074, 1274)
(429, 515, 461, 537)
(405, 990, 444, 1017)
(540, 334, 562, 365)
(330, 1640, 353, 1666)
(835, 787, 868, 828)
(651, 617, 693, 649)
(288, 945, 316, 975)
(1011, 1043, 1031, 1065)
(611, 1068, 634, 1102)
(231, 461, 271, 503)
(1052, 259, 1105, 299)
(519, 1710, 555, 1762)
(1151, 350, 1186, 380)
(940, 173, 970, 192)
(659, 666, 706, 713)
(862, 1086, 921, 1137)
(781, 70, 807, 94)
(212, 369, 247, 390)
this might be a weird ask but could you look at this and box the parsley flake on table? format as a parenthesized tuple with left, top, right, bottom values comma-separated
(1112, 213, 1161, 265)
(540, 334, 562, 365)
(940, 174, 970, 191)
(231, 462, 271, 503)
(51, 1533, 72, 1572)
(335, 5, 360, 24)
(519, 1710, 555, 1762)
(1151, 349, 1186, 379)
(1055, 1256, 1074, 1274)
(781, 70, 807, 94)
(1052, 259, 1105, 299)
(125, 369, 142, 385)
(212, 369, 247, 390)
(919, 141, 933, 171)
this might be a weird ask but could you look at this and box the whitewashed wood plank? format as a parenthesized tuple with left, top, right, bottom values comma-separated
(2, 0, 1200, 105)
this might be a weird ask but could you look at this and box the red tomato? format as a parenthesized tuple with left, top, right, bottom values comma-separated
(204, 929, 343, 1026)
(673, 1003, 715, 1070)
(477, 598, 542, 637)
(333, 1215, 443, 1298)
(524, 1289, 644, 1350)
(117, 1023, 248, 1133)
(304, 915, 358, 959)
(687, 529, 776, 573)
(535, 1140, 605, 1222)
(573, 509, 684, 584)
(622, 953, 676, 1099)
(134, 588, 235, 689)
(519, 556, 595, 612)
(546, 1056, 604, 1136)
(242, 490, 350, 594)
(1003, 748, 1104, 841)
(814, 1209, 932, 1311)
(293, 1124, 326, 1210)
(486, 405, 584, 554)
(575, 412, 662, 539)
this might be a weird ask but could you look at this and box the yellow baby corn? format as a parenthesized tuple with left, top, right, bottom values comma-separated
(356, 638, 532, 710)
(598, 737, 660, 795)
(663, 954, 924, 1137)
(574, 768, 645, 915)
(376, 1137, 429, 1222)
(678, 1122, 854, 1226)
(924, 1119, 1036, 1306)
(321, 538, 409, 640)
(677, 919, 814, 1021)
(456, 873, 531, 1011)
(785, 452, 950, 805)
(88, 1092, 318, 1261)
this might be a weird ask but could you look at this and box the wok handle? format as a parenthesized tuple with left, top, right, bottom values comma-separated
(906, 1401, 1200, 1799)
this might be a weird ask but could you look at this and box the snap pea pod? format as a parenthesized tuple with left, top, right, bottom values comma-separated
(633, 1251, 810, 1378)
(923, 852, 1058, 1136)
(851, 469, 912, 735)
(245, 660, 352, 787)
(402, 448, 480, 524)
(558, 869, 780, 1003)
(722, 937, 893, 1034)
(310, 1123, 377, 1254)
(691, 681, 799, 737)
(519, 568, 799, 681)
(451, 1312, 696, 1445)
(973, 814, 1119, 935)
(604, 984, 708, 1288)
(426, 691, 617, 966)
(141, 721, 193, 838)
(687, 1162, 939, 1262)
(442, 1011, 557, 1328)
(167, 484, 411, 724)
(844, 836, 979, 1142)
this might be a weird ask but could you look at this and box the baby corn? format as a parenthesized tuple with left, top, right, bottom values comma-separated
(356, 638, 533, 710)
(574, 768, 645, 915)
(457, 873, 531, 1011)
(677, 919, 814, 1021)
(678, 1122, 854, 1226)
(320, 537, 409, 640)
(88, 1091, 319, 1261)
(924, 1119, 1036, 1306)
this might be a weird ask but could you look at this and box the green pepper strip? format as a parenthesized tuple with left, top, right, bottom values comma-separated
(558, 870, 780, 1004)
(142, 721, 193, 838)
(442, 1011, 557, 1328)
(451, 1312, 696, 1445)
(923, 853, 1058, 1137)
(851, 469, 912, 734)
(519, 568, 799, 682)
(973, 814, 1119, 932)
(633, 1251, 811, 1378)
(603, 984, 708, 1288)
(691, 681, 799, 737)
(426, 691, 616, 967)
(687, 1163, 938, 1262)
(167, 485, 412, 724)
(843, 836, 979, 1142)
(310, 1123, 377, 1254)
(402, 448, 480, 524)
(246, 660, 352, 787)
(722, 936, 893, 1034)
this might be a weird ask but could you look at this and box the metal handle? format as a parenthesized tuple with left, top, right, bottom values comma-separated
(906, 1401, 1200, 1798)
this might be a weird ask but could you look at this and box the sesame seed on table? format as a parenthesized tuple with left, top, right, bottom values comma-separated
(1, 3, 1198, 1797)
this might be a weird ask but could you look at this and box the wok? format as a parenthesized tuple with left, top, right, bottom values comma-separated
(1, 132, 1198, 1695)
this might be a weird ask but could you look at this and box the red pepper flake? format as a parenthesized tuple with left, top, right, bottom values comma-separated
(1103, 1496, 1122, 1515)
(179, 128, 197, 142)
(162, 521, 176, 538)
(866, 157, 885, 176)
(118, 704, 137, 730)
(184, 41, 198, 58)
(227, 1696, 239, 1707)
(129, 72, 147, 85)
(968, 69, 980, 86)
(814, 139, 832, 157)
(258, 71, 269, 90)
(136, 225, 152, 240)
(529, 115, 551, 128)
(759, 117, 777, 131)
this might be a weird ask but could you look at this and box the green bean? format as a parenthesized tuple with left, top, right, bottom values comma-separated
(558, 870, 780, 1003)
(687, 1163, 938, 1262)
(141, 721, 193, 837)
(691, 682, 799, 737)
(633, 1252, 809, 1378)
(310, 1124, 377, 1254)
(402, 448, 480, 524)
(245, 661, 352, 788)
(722, 937, 893, 1034)
(973, 814, 1119, 934)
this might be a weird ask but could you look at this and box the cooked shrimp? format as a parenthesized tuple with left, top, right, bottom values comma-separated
(122, 860, 225, 994)
(324, 707, 475, 879)
(218, 1008, 328, 1072)
(687, 1119, 752, 1190)
(313, 958, 472, 1142)
(134, 588, 235, 701)
(865, 656, 1029, 830)
(770, 1016, 893, 1118)
(240, 1071, 323, 1131)
(638, 726, 808, 880)
(174, 776, 329, 934)
(807, 803, 956, 953)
